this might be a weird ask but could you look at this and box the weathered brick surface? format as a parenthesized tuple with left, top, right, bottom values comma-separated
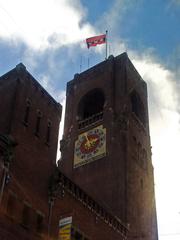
(51, 189, 126, 240)
(0, 64, 61, 239)
(60, 53, 158, 240)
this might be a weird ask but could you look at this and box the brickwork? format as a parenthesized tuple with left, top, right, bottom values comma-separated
(50, 171, 127, 240)
(0, 63, 62, 239)
(0, 62, 128, 240)
(60, 53, 158, 240)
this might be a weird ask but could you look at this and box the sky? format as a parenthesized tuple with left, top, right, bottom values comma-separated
(0, 0, 180, 239)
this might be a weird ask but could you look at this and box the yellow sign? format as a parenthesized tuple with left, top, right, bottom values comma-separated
(59, 217, 72, 240)
(74, 125, 106, 168)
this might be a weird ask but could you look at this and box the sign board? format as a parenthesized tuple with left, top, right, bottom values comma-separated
(59, 217, 72, 240)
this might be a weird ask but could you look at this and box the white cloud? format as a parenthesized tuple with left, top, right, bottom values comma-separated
(57, 94, 66, 161)
(131, 53, 179, 112)
(39, 74, 65, 102)
(170, 0, 180, 6)
(0, 0, 95, 50)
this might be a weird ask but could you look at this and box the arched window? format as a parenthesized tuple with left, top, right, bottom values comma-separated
(130, 91, 146, 126)
(78, 89, 105, 121)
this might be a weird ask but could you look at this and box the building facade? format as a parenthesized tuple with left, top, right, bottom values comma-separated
(0, 62, 61, 239)
(0, 61, 128, 239)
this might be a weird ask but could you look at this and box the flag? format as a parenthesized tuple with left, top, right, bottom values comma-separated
(86, 34, 106, 49)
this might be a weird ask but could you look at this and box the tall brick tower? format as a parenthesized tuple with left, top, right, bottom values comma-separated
(60, 53, 158, 240)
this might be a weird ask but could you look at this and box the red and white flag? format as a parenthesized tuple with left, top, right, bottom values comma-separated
(86, 34, 106, 49)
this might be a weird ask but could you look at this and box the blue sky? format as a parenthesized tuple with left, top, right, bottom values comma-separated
(82, 0, 180, 59)
(0, 0, 180, 239)
(0, 0, 179, 83)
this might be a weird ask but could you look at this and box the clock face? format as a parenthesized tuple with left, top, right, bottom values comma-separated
(74, 125, 106, 168)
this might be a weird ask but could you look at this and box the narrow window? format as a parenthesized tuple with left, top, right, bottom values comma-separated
(71, 228, 83, 240)
(140, 178, 144, 190)
(36, 212, 44, 234)
(46, 121, 51, 144)
(7, 193, 16, 218)
(21, 203, 30, 228)
(74, 231, 83, 240)
(35, 111, 42, 137)
(132, 136, 138, 161)
(137, 142, 141, 163)
(142, 149, 148, 170)
(23, 99, 31, 126)
(130, 91, 146, 126)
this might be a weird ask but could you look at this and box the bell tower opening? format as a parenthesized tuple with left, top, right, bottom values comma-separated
(77, 89, 105, 128)
(130, 91, 146, 126)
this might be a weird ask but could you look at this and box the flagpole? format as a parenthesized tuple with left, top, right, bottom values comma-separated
(80, 56, 82, 73)
(105, 30, 108, 60)
(88, 57, 90, 69)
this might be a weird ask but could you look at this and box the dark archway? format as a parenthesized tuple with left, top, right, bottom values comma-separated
(78, 89, 105, 120)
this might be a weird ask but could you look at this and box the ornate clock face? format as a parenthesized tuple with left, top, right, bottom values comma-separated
(74, 125, 106, 168)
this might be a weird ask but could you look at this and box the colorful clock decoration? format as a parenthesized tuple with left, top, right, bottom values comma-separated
(74, 125, 106, 168)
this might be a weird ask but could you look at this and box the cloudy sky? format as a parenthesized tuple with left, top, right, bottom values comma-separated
(0, 0, 180, 239)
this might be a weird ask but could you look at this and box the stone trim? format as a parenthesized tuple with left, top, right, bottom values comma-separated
(54, 171, 128, 238)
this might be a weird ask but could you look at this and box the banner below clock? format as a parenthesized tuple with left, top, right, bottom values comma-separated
(74, 125, 106, 168)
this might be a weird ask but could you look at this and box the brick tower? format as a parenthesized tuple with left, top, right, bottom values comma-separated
(60, 53, 158, 240)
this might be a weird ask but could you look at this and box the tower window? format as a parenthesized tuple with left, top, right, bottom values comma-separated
(78, 89, 105, 120)
(6, 192, 16, 218)
(21, 203, 31, 228)
(142, 149, 148, 170)
(35, 110, 42, 137)
(46, 121, 51, 144)
(130, 91, 146, 125)
(71, 226, 88, 240)
(140, 178, 144, 190)
(23, 99, 31, 126)
(77, 89, 105, 128)
(36, 212, 44, 234)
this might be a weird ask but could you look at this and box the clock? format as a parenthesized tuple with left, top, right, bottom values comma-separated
(74, 125, 106, 168)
